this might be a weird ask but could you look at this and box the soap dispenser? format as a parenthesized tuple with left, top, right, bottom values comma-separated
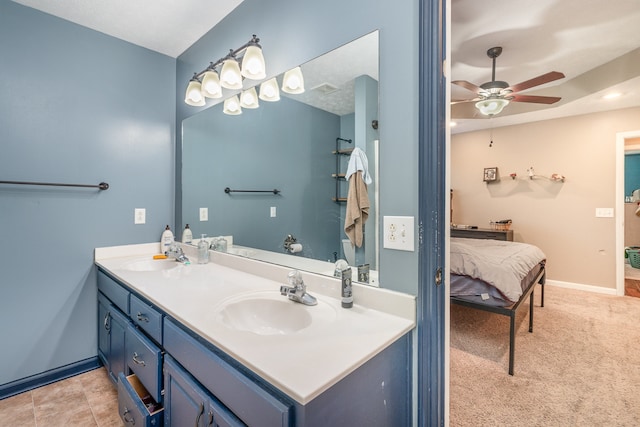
(182, 224, 193, 244)
(161, 225, 174, 254)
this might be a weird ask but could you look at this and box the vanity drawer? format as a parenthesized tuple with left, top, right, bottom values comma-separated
(118, 373, 163, 427)
(126, 324, 163, 403)
(98, 270, 130, 313)
(163, 318, 292, 427)
(130, 294, 163, 345)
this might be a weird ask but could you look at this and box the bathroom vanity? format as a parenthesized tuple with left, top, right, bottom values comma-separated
(95, 243, 415, 426)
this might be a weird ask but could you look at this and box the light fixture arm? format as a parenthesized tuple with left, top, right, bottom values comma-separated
(191, 35, 262, 81)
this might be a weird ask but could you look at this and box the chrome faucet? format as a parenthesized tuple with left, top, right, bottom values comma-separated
(166, 243, 190, 264)
(280, 270, 317, 306)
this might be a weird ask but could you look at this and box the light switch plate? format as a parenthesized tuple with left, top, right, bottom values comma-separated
(383, 216, 415, 251)
(270, 206, 276, 217)
(199, 207, 208, 221)
(134, 208, 146, 224)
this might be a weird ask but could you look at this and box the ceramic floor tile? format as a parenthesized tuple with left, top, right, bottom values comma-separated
(0, 392, 35, 427)
(35, 404, 98, 427)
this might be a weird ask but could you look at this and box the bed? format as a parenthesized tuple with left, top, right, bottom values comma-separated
(450, 236, 546, 375)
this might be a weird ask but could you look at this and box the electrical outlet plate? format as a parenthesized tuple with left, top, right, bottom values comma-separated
(595, 207, 614, 218)
(199, 207, 208, 221)
(383, 216, 415, 251)
(134, 208, 146, 224)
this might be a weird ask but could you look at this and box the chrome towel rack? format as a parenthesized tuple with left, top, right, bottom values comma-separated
(224, 187, 280, 194)
(0, 180, 109, 190)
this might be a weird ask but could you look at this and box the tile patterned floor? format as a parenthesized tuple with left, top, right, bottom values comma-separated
(0, 367, 122, 427)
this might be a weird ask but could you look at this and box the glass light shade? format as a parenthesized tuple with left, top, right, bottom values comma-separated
(475, 98, 509, 115)
(240, 45, 266, 80)
(281, 67, 305, 94)
(184, 80, 205, 106)
(240, 87, 259, 109)
(259, 78, 280, 102)
(201, 70, 222, 98)
(223, 95, 242, 115)
(220, 58, 243, 90)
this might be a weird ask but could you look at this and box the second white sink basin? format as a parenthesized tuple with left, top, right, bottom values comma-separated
(216, 291, 336, 336)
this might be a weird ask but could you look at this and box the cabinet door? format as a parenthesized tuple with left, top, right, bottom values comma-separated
(97, 293, 111, 369)
(164, 356, 209, 427)
(109, 307, 129, 384)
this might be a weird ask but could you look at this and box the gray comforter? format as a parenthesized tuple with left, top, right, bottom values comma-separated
(450, 237, 546, 302)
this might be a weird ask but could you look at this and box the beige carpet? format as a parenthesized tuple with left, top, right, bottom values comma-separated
(450, 285, 640, 426)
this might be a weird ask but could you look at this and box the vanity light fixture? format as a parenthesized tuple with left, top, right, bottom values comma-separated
(184, 35, 266, 106)
(259, 78, 280, 102)
(201, 70, 222, 98)
(240, 87, 259, 109)
(185, 77, 206, 106)
(282, 66, 305, 94)
(475, 97, 509, 116)
(223, 95, 242, 115)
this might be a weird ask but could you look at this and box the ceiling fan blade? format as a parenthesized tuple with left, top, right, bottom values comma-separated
(452, 80, 482, 94)
(451, 98, 480, 105)
(510, 94, 562, 104)
(507, 71, 565, 93)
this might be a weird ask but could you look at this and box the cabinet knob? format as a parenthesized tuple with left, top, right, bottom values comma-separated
(136, 312, 149, 323)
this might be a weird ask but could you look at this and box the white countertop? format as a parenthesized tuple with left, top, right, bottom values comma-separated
(95, 243, 416, 405)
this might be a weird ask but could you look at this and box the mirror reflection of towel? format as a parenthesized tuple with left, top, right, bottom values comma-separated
(344, 170, 370, 247)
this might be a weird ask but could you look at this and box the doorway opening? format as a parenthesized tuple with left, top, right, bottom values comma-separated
(616, 129, 640, 297)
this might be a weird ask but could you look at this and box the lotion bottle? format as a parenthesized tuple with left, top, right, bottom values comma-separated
(161, 225, 174, 254)
(181, 224, 193, 244)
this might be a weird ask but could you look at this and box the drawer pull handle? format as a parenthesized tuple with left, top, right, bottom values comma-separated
(123, 407, 136, 425)
(132, 352, 146, 366)
(195, 402, 204, 427)
(136, 312, 149, 323)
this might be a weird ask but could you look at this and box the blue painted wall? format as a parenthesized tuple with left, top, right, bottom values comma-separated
(0, 3, 176, 386)
(625, 154, 640, 196)
(176, 0, 419, 295)
(182, 96, 341, 260)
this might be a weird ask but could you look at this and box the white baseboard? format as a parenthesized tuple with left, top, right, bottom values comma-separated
(545, 279, 618, 296)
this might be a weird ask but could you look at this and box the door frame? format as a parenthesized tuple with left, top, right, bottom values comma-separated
(417, 0, 447, 425)
(616, 129, 640, 296)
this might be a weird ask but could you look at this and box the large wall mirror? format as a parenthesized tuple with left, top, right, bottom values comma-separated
(181, 31, 381, 286)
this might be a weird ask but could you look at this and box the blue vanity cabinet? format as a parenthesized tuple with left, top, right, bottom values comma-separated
(164, 355, 244, 427)
(163, 318, 292, 427)
(98, 291, 130, 385)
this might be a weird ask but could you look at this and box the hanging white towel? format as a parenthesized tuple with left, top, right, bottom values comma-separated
(345, 147, 372, 184)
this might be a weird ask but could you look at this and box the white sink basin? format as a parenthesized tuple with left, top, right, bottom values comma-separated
(121, 259, 180, 272)
(216, 291, 336, 335)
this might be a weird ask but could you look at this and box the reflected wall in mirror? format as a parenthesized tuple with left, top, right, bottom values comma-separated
(625, 137, 640, 200)
(181, 31, 381, 285)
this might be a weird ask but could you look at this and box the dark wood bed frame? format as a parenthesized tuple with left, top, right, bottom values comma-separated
(451, 258, 546, 376)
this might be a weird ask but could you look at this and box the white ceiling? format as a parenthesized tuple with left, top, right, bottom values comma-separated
(11, 0, 243, 58)
(450, 0, 640, 133)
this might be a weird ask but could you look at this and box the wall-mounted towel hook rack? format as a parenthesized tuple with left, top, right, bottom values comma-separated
(0, 180, 109, 190)
(224, 187, 280, 194)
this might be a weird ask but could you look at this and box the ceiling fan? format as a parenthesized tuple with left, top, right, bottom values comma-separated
(452, 46, 565, 116)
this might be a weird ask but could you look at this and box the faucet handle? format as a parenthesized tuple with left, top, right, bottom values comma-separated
(287, 270, 304, 287)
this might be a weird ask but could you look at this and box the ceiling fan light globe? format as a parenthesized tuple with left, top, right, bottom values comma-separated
(475, 98, 509, 115)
